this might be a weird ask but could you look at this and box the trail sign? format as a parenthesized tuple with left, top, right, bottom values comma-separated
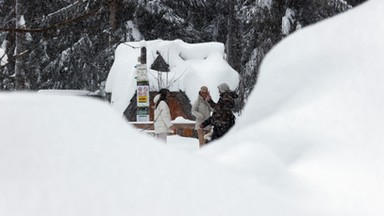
(136, 46, 150, 122)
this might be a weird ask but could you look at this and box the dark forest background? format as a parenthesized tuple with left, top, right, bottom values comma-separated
(0, 0, 367, 109)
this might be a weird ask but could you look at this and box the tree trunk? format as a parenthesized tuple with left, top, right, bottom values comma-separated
(226, 0, 244, 111)
(14, 0, 28, 90)
(226, 0, 241, 73)
(108, 0, 118, 46)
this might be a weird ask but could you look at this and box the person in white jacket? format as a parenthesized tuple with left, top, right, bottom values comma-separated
(153, 89, 176, 143)
(191, 86, 213, 146)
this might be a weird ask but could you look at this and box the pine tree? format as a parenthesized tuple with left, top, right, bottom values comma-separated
(1, 0, 137, 91)
(0, 0, 368, 110)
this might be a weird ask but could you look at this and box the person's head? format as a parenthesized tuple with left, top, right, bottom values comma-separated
(217, 83, 230, 94)
(155, 88, 169, 108)
(199, 86, 209, 98)
(158, 88, 169, 100)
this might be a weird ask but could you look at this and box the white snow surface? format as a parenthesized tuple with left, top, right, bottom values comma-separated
(201, 0, 384, 214)
(1, 0, 384, 215)
(105, 39, 239, 115)
(0, 94, 287, 216)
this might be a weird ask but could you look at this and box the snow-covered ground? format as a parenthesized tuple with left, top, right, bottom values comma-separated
(1, 0, 384, 215)
(168, 135, 200, 151)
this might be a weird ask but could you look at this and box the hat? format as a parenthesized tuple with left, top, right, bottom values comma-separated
(217, 83, 230, 93)
(200, 86, 208, 92)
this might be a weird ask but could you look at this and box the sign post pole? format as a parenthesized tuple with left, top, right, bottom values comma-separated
(136, 45, 150, 122)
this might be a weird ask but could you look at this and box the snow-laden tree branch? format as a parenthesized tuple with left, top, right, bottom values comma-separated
(0, 8, 102, 33)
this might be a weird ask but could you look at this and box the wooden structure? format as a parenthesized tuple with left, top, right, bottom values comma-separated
(125, 48, 198, 137)
(124, 91, 197, 138)
(130, 122, 196, 138)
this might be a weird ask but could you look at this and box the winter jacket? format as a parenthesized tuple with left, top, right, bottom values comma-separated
(202, 90, 238, 140)
(153, 94, 173, 134)
(191, 94, 213, 130)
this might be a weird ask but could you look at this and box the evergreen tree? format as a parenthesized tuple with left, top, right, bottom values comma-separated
(1, 0, 137, 91)
(0, 0, 368, 111)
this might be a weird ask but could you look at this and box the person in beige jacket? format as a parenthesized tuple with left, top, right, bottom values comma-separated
(191, 86, 213, 146)
(154, 89, 176, 143)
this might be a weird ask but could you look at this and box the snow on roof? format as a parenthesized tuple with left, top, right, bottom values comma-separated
(105, 39, 239, 115)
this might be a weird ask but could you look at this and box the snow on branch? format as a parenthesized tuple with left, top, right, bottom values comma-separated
(330, 0, 352, 11)
(41, 36, 92, 76)
(42, 1, 94, 28)
(145, 1, 186, 25)
(0, 1, 102, 33)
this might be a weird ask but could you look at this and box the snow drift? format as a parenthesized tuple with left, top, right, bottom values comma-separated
(1, 0, 384, 215)
(201, 0, 384, 214)
(0, 94, 290, 216)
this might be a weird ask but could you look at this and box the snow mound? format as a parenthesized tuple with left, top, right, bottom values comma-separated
(1, 1, 384, 215)
(201, 0, 384, 215)
(0, 93, 290, 216)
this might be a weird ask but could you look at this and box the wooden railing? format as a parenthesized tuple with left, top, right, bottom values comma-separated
(130, 122, 197, 138)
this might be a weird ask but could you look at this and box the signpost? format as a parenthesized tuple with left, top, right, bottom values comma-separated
(136, 46, 150, 122)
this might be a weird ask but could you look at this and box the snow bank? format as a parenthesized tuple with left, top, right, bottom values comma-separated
(105, 39, 239, 115)
(0, 93, 291, 216)
(1, 0, 384, 216)
(201, 0, 384, 215)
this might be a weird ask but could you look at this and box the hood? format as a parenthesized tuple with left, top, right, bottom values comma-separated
(153, 94, 160, 103)
(218, 83, 230, 94)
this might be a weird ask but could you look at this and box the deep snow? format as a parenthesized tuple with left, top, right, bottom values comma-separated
(1, 0, 384, 215)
